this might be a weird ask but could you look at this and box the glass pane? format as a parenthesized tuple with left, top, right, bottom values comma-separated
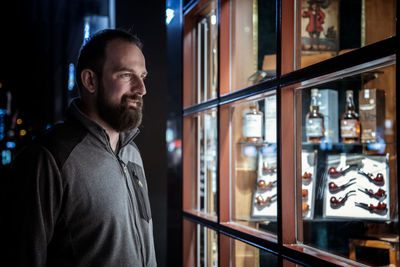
(230, 92, 278, 235)
(230, 0, 277, 91)
(296, 0, 396, 69)
(193, 1, 218, 104)
(226, 234, 305, 267)
(191, 109, 218, 217)
(296, 62, 398, 266)
(184, 219, 219, 267)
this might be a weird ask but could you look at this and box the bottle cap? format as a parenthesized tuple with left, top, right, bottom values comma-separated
(311, 88, 319, 96)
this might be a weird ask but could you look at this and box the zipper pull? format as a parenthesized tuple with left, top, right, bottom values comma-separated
(138, 180, 143, 188)
(119, 159, 128, 174)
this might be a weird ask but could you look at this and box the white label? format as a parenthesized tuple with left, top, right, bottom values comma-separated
(243, 114, 262, 138)
(341, 119, 358, 138)
(306, 118, 323, 137)
(265, 118, 276, 143)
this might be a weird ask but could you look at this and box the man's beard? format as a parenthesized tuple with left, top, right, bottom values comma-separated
(97, 83, 143, 132)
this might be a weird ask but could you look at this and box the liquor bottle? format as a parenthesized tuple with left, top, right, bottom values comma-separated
(242, 102, 263, 143)
(305, 89, 324, 143)
(340, 90, 360, 143)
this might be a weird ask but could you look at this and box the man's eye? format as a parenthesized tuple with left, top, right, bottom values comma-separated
(120, 73, 132, 79)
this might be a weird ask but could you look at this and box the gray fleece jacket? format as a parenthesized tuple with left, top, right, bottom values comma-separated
(1, 99, 156, 267)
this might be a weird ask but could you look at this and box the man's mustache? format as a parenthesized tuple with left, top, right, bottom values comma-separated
(122, 94, 143, 107)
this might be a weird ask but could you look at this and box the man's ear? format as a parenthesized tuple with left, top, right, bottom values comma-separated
(81, 69, 98, 94)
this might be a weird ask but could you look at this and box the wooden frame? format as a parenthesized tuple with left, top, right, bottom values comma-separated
(349, 239, 399, 266)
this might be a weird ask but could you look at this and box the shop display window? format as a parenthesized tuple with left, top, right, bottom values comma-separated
(178, 0, 398, 265)
(183, 0, 218, 107)
(185, 109, 218, 217)
(230, 237, 279, 266)
(296, 0, 396, 69)
(229, 92, 278, 235)
(221, 234, 305, 267)
(183, 219, 218, 267)
(295, 60, 398, 266)
(229, 0, 277, 92)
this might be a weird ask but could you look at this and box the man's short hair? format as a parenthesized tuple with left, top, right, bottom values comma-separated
(76, 28, 143, 92)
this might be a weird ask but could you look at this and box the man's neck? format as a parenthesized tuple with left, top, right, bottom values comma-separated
(80, 102, 120, 152)
(106, 129, 120, 153)
(91, 117, 120, 152)
(93, 119, 120, 153)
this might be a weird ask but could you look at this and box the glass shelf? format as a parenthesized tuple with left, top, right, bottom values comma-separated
(238, 141, 276, 146)
(302, 142, 393, 153)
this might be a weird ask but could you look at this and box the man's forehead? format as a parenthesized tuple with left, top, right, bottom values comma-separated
(104, 39, 146, 68)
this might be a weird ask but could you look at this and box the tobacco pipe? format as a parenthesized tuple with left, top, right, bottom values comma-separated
(358, 187, 387, 201)
(263, 165, 276, 175)
(255, 194, 277, 206)
(302, 172, 312, 185)
(328, 178, 356, 194)
(302, 202, 309, 212)
(328, 164, 358, 178)
(257, 180, 276, 191)
(330, 190, 356, 209)
(358, 171, 384, 186)
(302, 189, 308, 199)
(355, 201, 387, 215)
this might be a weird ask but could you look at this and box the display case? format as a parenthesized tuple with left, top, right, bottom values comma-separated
(296, 0, 396, 69)
(174, 0, 399, 265)
(219, 233, 307, 267)
(295, 61, 398, 265)
(183, 0, 218, 107)
(229, 93, 278, 233)
(183, 219, 218, 267)
(226, 0, 277, 93)
(183, 109, 218, 217)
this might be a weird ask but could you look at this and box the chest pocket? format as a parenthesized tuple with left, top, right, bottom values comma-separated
(127, 162, 152, 222)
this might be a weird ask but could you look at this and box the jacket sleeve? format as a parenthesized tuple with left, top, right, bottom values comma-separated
(1, 144, 64, 267)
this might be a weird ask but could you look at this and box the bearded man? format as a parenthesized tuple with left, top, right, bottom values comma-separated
(1, 29, 156, 267)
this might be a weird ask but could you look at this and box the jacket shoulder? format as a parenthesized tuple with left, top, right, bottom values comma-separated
(33, 120, 87, 169)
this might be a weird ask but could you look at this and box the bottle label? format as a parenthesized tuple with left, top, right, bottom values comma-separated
(243, 114, 262, 138)
(341, 119, 358, 137)
(306, 118, 323, 137)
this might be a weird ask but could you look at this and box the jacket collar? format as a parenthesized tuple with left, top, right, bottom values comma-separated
(67, 98, 139, 150)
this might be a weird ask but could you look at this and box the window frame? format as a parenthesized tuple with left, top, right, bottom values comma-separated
(180, 0, 399, 266)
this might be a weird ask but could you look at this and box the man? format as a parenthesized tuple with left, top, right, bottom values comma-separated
(302, 1, 325, 50)
(2, 29, 156, 266)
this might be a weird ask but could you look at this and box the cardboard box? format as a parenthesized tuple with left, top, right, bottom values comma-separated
(264, 95, 276, 143)
(318, 89, 339, 143)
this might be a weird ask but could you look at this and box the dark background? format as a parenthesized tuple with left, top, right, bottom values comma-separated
(0, 0, 173, 266)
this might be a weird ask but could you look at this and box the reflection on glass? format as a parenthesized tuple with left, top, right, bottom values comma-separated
(230, 93, 277, 235)
(199, 225, 218, 267)
(296, 0, 396, 69)
(227, 235, 305, 266)
(296, 63, 398, 266)
(184, 219, 218, 267)
(192, 109, 218, 216)
(195, 1, 218, 104)
(230, 0, 276, 91)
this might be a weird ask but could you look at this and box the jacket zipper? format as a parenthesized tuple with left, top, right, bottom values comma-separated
(117, 157, 146, 267)
(104, 132, 146, 266)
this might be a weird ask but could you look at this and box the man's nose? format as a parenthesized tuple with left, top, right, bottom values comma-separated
(133, 78, 146, 96)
